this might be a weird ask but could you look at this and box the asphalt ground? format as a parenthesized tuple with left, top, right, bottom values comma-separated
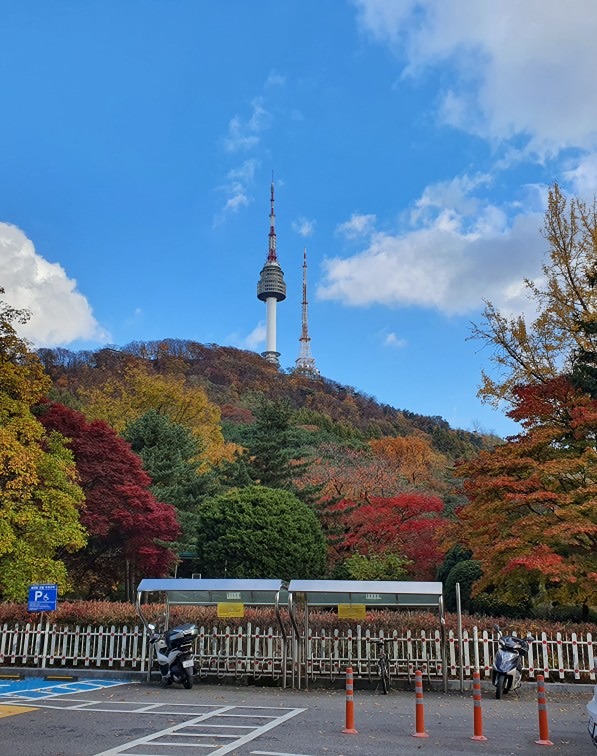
(0, 677, 594, 756)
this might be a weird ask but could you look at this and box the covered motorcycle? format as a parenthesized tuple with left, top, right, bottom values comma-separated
(491, 626, 532, 699)
(148, 621, 198, 689)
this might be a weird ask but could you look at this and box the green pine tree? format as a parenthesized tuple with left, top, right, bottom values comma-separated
(124, 410, 218, 554)
(236, 399, 320, 504)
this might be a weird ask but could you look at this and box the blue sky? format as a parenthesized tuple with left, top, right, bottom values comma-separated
(2, 1, 597, 438)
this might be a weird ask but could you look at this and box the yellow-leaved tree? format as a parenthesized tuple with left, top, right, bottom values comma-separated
(471, 183, 597, 408)
(370, 435, 448, 489)
(77, 363, 235, 467)
(0, 290, 86, 600)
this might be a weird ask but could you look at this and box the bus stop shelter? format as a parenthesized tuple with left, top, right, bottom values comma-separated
(287, 579, 447, 691)
(136, 578, 290, 684)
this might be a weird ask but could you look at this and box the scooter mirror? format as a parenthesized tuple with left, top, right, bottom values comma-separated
(527, 633, 534, 640)
(148, 623, 155, 631)
(493, 624, 500, 632)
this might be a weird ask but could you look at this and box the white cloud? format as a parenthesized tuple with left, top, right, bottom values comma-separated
(217, 82, 278, 220)
(292, 217, 315, 237)
(336, 213, 377, 239)
(265, 71, 286, 88)
(410, 174, 493, 225)
(0, 223, 109, 347)
(243, 322, 266, 350)
(223, 98, 272, 153)
(318, 179, 545, 317)
(215, 159, 260, 223)
(224, 192, 250, 213)
(353, 0, 597, 157)
(383, 332, 407, 349)
(224, 117, 260, 153)
(325, 2, 592, 322)
(563, 153, 597, 198)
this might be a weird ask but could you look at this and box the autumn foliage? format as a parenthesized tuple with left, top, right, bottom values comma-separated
(0, 291, 86, 600)
(370, 436, 448, 489)
(76, 362, 235, 466)
(456, 378, 597, 607)
(38, 402, 180, 600)
(331, 493, 448, 580)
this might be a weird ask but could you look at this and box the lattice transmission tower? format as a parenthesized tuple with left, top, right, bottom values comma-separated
(294, 247, 319, 377)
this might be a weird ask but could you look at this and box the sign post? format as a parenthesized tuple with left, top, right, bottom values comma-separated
(28, 584, 58, 669)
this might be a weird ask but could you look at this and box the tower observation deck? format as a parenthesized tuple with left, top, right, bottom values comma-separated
(257, 179, 286, 366)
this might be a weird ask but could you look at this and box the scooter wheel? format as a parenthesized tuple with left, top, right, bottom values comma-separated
(495, 673, 506, 699)
(183, 669, 194, 689)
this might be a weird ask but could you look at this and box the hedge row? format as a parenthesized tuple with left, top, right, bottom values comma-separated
(0, 601, 594, 638)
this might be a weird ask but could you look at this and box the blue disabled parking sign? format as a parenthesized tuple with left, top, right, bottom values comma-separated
(28, 584, 58, 612)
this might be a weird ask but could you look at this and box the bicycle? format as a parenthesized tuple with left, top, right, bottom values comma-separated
(372, 638, 392, 694)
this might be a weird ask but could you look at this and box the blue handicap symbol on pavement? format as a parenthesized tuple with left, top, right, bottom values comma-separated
(0, 677, 127, 699)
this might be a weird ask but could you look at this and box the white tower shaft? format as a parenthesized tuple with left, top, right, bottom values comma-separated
(265, 297, 277, 355)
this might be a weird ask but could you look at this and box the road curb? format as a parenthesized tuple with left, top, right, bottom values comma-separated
(3, 668, 594, 694)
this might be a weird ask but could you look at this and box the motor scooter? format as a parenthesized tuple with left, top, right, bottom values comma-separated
(587, 662, 597, 747)
(491, 625, 533, 699)
(147, 621, 198, 689)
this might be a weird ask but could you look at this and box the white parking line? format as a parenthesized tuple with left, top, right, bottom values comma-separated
(251, 752, 316, 756)
(88, 704, 306, 756)
(4, 692, 307, 756)
(206, 708, 306, 756)
(94, 705, 236, 754)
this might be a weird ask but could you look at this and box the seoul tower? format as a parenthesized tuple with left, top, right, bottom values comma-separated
(257, 177, 286, 366)
(295, 247, 319, 377)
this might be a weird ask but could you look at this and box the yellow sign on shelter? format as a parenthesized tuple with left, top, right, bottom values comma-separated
(338, 603, 367, 619)
(217, 602, 245, 618)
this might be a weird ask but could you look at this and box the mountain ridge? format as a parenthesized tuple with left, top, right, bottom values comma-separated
(38, 338, 500, 460)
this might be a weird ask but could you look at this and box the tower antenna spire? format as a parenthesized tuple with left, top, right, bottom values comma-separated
(257, 175, 286, 367)
(267, 173, 277, 263)
(295, 247, 319, 377)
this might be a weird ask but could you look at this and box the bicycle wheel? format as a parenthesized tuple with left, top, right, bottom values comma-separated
(379, 658, 390, 694)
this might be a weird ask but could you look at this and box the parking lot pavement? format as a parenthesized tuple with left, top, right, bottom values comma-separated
(0, 680, 593, 755)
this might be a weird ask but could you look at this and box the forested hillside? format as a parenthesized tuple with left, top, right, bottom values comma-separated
(1, 336, 490, 602)
(38, 339, 498, 457)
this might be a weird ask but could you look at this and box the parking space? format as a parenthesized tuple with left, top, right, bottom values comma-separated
(0, 676, 127, 700)
(0, 679, 593, 755)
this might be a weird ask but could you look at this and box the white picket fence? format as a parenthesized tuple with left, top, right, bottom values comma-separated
(1, 621, 595, 684)
(0, 622, 148, 670)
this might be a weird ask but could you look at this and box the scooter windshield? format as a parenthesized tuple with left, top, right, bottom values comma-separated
(495, 649, 519, 672)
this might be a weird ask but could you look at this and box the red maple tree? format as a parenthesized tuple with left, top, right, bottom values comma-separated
(331, 493, 447, 580)
(38, 401, 180, 599)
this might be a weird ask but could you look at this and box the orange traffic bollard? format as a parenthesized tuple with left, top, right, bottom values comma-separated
(342, 666, 358, 734)
(412, 669, 429, 738)
(535, 674, 554, 746)
(471, 670, 487, 741)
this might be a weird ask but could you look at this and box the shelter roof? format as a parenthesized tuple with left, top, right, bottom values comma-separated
(287, 579, 443, 608)
(136, 578, 286, 606)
